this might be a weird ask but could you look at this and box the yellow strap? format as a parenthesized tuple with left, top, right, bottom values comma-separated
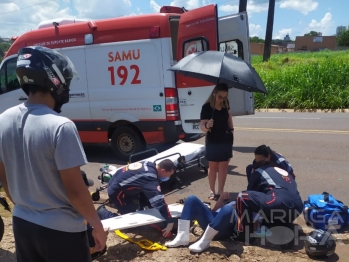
(115, 230, 167, 251)
(191, 220, 199, 234)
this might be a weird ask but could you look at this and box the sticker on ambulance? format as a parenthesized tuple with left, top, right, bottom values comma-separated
(153, 105, 162, 112)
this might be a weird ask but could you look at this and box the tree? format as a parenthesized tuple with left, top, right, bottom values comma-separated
(250, 36, 265, 43)
(271, 39, 284, 44)
(0, 42, 11, 62)
(304, 31, 319, 36)
(337, 29, 349, 46)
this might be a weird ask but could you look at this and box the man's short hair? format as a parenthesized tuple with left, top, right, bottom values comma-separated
(158, 159, 176, 172)
(25, 84, 50, 95)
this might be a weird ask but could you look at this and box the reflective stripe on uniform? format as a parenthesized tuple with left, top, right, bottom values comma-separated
(148, 194, 164, 204)
(276, 156, 293, 172)
(255, 168, 281, 188)
(143, 161, 149, 171)
(276, 157, 285, 164)
(237, 192, 249, 207)
(119, 172, 157, 187)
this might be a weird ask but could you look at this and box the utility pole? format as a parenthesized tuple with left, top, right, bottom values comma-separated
(263, 0, 276, 62)
(239, 0, 247, 12)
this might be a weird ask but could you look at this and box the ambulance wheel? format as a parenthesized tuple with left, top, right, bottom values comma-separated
(0, 216, 4, 242)
(111, 126, 146, 161)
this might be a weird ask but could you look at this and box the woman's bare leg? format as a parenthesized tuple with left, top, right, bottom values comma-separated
(208, 161, 219, 198)
(217, 159, 230, 196)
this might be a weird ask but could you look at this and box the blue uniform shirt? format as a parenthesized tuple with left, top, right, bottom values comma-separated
(271, 152, 293, 174)
(248, 165, 298, 196)
(108, 161, 174, 223)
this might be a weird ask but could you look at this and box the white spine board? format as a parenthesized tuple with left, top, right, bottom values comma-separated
(101, 203, 184, 231)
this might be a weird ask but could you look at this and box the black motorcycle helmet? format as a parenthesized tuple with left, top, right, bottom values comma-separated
(16, 46, 78, 113)
(305, 229, 336, 258)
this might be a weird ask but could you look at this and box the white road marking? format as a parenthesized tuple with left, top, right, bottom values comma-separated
(235, 116, 321, 120)
(235, 127, 349, 135)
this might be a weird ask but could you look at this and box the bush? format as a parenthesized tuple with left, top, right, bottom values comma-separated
(252, 50, 349, 109)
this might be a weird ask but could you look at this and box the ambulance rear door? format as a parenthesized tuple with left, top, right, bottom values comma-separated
(54, 46, 92, 121)
(218, 12, 254, 116)
(175, 4, 219, 134)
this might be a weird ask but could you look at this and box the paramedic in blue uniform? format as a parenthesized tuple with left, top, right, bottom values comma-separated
(246, 145, 295, 181)
(236, 160, 303, 235)
(107, 159, 176, 236)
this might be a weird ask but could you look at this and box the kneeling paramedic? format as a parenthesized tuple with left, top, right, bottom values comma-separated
(107, 159, 176, 236)
(246, 145, 296, 181)
(237, 160, 303, 237)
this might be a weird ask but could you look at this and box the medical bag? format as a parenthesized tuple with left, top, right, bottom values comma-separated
(303, 192, 349, 230)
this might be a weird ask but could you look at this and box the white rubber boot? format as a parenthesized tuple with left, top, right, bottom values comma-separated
(165, 219, 190, 247)
(189, 225, 218, 253)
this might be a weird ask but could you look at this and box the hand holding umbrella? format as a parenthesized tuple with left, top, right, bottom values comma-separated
(206, 118, 214, 132)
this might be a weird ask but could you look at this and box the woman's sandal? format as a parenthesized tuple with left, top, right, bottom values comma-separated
(214, 194, 220, 201)
(208, 192, 215, 200)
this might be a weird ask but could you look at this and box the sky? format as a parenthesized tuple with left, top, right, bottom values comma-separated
(0, 0, 348, 40)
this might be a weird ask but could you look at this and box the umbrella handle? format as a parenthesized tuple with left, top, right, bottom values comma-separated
(206, 119, 213, 132)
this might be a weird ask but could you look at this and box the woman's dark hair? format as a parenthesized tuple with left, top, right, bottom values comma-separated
(158, 159, 176, 172)
(254, 145, 274, 157)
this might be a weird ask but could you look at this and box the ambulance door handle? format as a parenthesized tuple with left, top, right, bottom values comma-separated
(19, 97, 27, 101)
(159, 92, 163, 97)
(188, 90, 192, 95)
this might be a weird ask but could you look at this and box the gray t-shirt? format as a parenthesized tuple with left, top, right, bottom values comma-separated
(0, 102, 88, 232)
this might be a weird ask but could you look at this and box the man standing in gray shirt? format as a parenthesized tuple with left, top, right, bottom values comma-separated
(0, 46, 107, 262)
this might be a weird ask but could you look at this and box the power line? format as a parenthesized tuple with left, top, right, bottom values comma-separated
(0, 0, 57, 16)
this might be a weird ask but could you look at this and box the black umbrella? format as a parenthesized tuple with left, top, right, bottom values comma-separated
(168, 50, 267, 94)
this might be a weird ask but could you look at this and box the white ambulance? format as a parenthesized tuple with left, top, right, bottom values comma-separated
(0, 4, 254, 161)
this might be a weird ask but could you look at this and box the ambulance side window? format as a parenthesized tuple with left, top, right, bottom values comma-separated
(220, 40, 244, 60)
(182, 37, 209, 58)
(0, 57, 20, 95)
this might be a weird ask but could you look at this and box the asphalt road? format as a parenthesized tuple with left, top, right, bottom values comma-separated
(83, 112, 349, 206)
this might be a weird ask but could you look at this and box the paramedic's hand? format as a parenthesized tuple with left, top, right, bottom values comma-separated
(222, 192, 230, 200)
(206, 119, 214, 128)
(92, 226, 108, 252)
(213, 192, 229, 211)
(162, 223, 174, 237)
(217, 192, 230, 205)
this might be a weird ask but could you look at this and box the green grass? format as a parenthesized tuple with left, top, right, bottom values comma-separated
(252, 50, 349, 109)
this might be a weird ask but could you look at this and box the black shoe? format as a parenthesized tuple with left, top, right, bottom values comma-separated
(91, 245, 107, 260)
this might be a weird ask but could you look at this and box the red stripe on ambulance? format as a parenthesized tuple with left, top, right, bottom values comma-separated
(79, 131, 108, 143)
